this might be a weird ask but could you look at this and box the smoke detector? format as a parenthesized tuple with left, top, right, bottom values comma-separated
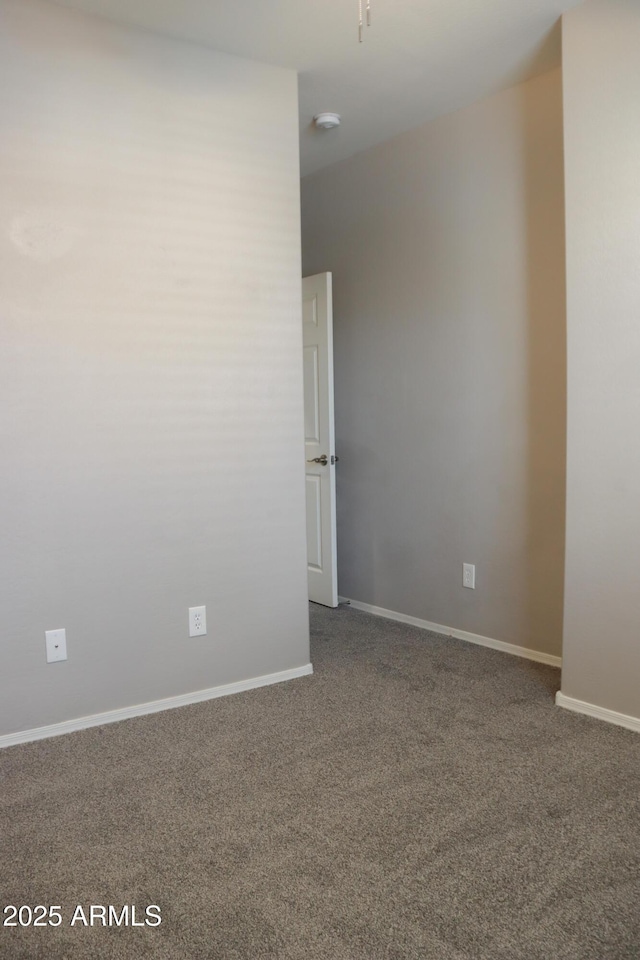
(314, 112, 341, 130)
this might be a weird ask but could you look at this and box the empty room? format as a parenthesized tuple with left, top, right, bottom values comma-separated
(1, 1, 639, 958)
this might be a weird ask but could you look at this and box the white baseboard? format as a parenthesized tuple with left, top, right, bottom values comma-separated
(339, 597, 562, 668)
(0, 663, 314, 750)
(555, 691, 640, 734)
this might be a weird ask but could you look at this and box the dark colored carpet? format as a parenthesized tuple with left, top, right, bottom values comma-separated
(2, 603, 639, 959)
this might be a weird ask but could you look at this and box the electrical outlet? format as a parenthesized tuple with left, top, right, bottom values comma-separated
(463, 563, 476, 589)
(45, 628, 67, 663)
(189, 606, 207, 638)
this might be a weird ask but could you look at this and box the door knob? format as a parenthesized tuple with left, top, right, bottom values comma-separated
(306, 454, 340, 466)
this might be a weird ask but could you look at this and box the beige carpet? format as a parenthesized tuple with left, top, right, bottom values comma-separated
(2, 603, 639, 959)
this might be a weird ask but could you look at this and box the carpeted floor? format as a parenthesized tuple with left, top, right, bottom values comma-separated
(2, 603, 639, 959)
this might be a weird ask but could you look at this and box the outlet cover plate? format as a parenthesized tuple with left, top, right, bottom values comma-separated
(45, 628, 67, 663)
(463, 563, 476, 589)
(189, 606, 207, 638)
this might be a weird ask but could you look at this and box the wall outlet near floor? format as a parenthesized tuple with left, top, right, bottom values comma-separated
(189, 606, 207, 638)
(45, 628, 67, 663)
(462, 563, 476, 589)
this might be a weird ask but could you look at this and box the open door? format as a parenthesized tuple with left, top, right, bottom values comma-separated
(303, 272, 338, 607)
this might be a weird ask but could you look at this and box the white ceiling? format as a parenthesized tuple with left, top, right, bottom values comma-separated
(52, 0, 582, 176)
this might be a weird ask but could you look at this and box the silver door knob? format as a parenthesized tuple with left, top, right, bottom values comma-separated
(307, 455, 329, 465)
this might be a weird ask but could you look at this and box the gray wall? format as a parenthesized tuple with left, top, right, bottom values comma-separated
(561, 0, 640, 718)
(0, 0, 309, 736)
(302, 69, 566, 658)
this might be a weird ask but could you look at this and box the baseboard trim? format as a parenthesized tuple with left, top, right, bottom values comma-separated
(555, 692, 640, 734)
(340, 597, 562, 668)
(0, 663, 314, 750)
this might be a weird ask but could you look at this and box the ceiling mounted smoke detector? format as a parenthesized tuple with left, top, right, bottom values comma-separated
(314, 112, 341, 130)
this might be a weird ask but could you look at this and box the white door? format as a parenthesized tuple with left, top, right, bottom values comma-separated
(303, 272, 338, 607)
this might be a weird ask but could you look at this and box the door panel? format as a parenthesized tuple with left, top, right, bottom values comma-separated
(305, 475, 323, 571)
(303, 346, 320, 443)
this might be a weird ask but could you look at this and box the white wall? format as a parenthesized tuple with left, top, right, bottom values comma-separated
(302, 69, 566, 658)
(561, 0, 640, 720)
(0, 0, 309, 736)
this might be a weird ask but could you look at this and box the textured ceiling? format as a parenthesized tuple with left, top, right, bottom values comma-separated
(52, 0, 581, 175)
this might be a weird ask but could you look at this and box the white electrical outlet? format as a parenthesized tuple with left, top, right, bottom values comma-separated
(45, 628, 67, 663)
(189, 606, 207, 638)
(463, 563, 476, 589)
